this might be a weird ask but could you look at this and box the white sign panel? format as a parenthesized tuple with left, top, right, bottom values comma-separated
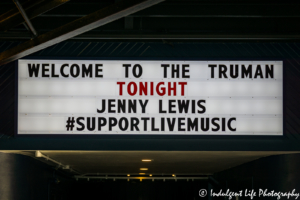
(18, 60, 283, 135)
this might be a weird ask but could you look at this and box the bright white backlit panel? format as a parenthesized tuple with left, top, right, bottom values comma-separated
(18, 60, 283, 135)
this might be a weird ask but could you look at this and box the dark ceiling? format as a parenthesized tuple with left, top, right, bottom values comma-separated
(6, 150, 299, 176)
(1, 0, 300, 41)
(1, 0, 300, 65)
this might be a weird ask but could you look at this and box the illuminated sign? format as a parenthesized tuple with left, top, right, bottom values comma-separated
(18, 60, 283, 135)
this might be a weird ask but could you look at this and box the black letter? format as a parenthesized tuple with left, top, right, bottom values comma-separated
(123, 64, 131, 78)
(131, 118, 140, 131)
(28, 64, 40, 77)
(172, 64, 180, 78)
(201, 118, 209, 131)
(51, 64, 59, 78)
(178, 118, 185, 131)
(61, 64, 69, 77)
(139, 100, 149, 113)
(230, 64, 238, 79)
(98, 118, 107, 131)
(95, 64, 103, 78)
(192, 100, 196, 113)
(169, 100, 176, 113)
(87, 117, 95, 131)
(97, 100, 106, 113)
(222, 118, 226, 131)
(197, 100, 206, 114)
(118, 99, 126, 113)
(159, 100, 166, 113)
(211, 118, 220, 131)
(265, 65, 274, 78)
(182, 64, 190, 78)
(178, 100, 189, 113)
(228, 118, 236, 131)
(161, 118, 165, 131)
(242, 65, 252, 78)
(187, 118, 198, 131)
(208, 64, 217, 78)
(133, 64, 143, 78)
(141, 117, 149, 131)
(219, 65, 228, 78)
(128, 100, 137, 113)
(42, 64, 50, 77)
(108, 117, 117, 131)
(161, 64, 169, 78)
(167, 118, 176, 131)
(254, 65, 263, 78)
(82, 64, 92, 78)
(108, 99, 116, 113)
(119, 117, 129, 131)
(76, 117, 85, 131)
(70, 64, 80, 77)
(151, 117, 159, 131)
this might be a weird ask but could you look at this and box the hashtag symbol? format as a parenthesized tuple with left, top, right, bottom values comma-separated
(66, 117, 75, 131)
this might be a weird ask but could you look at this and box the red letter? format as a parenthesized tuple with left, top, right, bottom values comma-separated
(156, 82, 165, 96)
(128, 82, 137, 96)
(117, 82, 125, 95)
(168, 82, 176, 96)
(178, 82, 187, 96)
(139, 82, 148, 95)
(150, 82, 154, 95)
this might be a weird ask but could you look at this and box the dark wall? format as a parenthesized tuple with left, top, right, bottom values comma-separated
(0, 61, 15, 139)
(66, 180, 208, 200)
(1, 151, 300, 200)
(0, 152, 208, 200)
(0, 152, 69, 200)
(0, 41, 300, 151)
(214, 153, 300, 199)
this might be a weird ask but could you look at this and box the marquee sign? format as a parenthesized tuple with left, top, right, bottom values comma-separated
(17, 60, 283, 135)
